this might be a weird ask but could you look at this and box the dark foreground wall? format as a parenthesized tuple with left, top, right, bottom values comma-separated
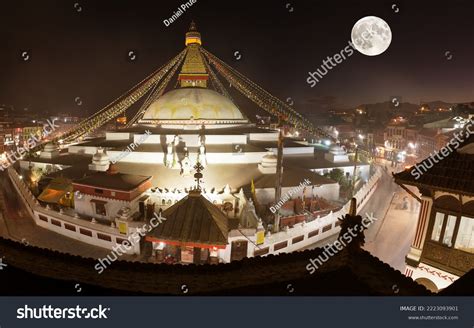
(0, 237, 435, 296)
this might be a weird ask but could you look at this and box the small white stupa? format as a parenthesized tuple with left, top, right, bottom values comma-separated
(324, 144, 349, 163)
(258, 152, 278, 174)
(39, 143, 60, 159)
(88, 147, 110, 172)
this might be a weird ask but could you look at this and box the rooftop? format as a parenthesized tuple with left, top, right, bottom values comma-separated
(73, 171, 152, 191)
(284, 153, 361, 170)
(147, 191, 229, 246)
(0, 236, 434, 295)
(394, 133, 474, 196)
(119, 162, 261, 190)
(253, 167, 336, 189)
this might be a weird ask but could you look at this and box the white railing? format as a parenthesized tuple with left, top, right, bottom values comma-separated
(7, 167, 138, 254)
(8, 165, 381, 260)
(244, 168, 382, 258)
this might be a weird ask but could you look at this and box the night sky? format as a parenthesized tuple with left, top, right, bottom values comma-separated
(1, 0, 473, 117)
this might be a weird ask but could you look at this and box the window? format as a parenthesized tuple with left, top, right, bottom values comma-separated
(95, 202, 106, 216)
(80, 228, 92, 237)
(308, 229, 319, 238)
(431, 211, 473, 251)
(322, 224, 332, 233)
(292, 235, 304, 244)
(97, 233, 112, 242)
(51, 219, 62, 227)
(431, 212, 444, 242)
(442, 215, 457, 246)
(94, 188, 104, 194)
(274, 241, 288, 251)
(254, 247, 269, 257)
(455, 216, 474, 254)
(64, 223, 76, 232)
(116, 238, 127, 245)
(38, 215, 48, 222)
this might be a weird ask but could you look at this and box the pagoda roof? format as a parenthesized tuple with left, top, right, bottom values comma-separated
(147, 191, 229, 247)
(0, 236, 433, 295)
(394, 132, 474, 196)
(440, 269, 474, 296)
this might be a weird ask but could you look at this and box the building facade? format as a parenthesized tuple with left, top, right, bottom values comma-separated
(395, 133, 474, 291)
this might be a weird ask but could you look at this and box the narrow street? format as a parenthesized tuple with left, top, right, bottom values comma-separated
(361, 167, 419, 272)
(305, 166, 420, 273)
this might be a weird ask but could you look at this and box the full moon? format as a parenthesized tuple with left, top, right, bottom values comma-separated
(351, 16, 392, 56)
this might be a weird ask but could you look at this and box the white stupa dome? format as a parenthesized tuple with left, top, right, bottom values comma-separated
(141, 88, 246, 122)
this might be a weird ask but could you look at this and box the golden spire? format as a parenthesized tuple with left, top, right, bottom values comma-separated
(185, 21, 201, 46)
(179, 21, 208, 88)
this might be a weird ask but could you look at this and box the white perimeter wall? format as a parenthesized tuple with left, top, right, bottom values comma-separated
(219, 168, 382, 263)
(7, 167, 140, 255)
(256, 183, 340, 204)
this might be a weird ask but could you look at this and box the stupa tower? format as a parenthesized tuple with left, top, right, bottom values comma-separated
(178, 21, 209, 88)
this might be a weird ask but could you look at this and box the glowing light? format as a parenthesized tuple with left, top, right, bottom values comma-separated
(323, 140, 331, 146)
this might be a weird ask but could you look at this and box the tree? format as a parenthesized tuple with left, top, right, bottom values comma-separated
(328, 168, 345, 183)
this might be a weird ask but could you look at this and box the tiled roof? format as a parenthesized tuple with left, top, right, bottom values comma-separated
(394, 133, 474, 195)
(148, 191, 229, 246)
(0, 237, 432, 295)
(440, 269, 474, 296)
